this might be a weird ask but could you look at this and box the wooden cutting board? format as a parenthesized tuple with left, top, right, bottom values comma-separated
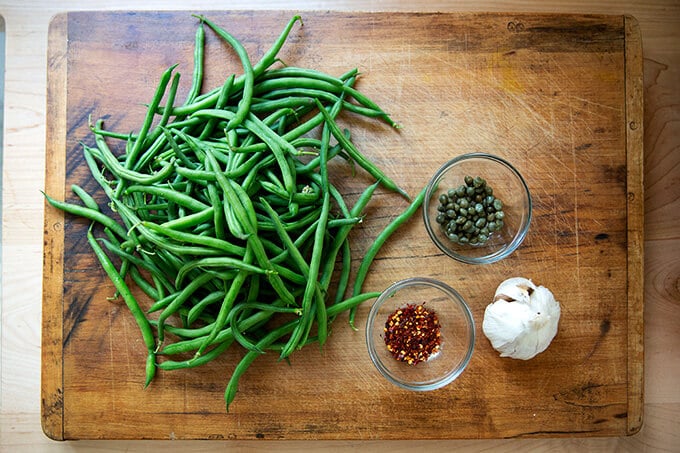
(42, 10, 644, 440)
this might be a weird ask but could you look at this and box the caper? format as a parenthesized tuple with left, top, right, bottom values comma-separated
(436, 175, 507, 246)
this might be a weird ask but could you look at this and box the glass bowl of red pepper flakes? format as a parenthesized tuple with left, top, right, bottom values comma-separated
(366, 277, 475, 391)
(423, 153, 532, 264)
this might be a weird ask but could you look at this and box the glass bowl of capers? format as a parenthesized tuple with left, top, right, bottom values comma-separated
(423, 153, 532, 264)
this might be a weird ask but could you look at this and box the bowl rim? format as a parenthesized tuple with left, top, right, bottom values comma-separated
(365, 277, 476, 391)
(423, 152, 532, 265)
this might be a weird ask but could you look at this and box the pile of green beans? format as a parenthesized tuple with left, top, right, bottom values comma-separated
(44, 14, 426, 410)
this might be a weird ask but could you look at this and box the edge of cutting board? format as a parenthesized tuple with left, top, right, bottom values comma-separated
(42, 11, 67, 442)
(623, 14, 644, 436)
(40, 10, 645, 440)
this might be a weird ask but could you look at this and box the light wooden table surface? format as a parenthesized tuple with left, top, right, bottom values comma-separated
(1, 1, 678, 451)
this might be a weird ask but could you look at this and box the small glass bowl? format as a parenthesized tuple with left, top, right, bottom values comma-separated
(366, 277, 475, 391)
(423, 153, 532, 264)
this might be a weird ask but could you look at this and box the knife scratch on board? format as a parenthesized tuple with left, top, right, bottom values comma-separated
(568, 105, 582, 302)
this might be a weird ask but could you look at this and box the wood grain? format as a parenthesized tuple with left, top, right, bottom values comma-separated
(624, 15, 645, 436)
(3, 0, 679, 451)
(40, 10, 643, 440)
(41, 11, 67, 441)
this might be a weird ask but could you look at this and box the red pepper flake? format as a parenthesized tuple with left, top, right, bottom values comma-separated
(383, 303, 441, 365)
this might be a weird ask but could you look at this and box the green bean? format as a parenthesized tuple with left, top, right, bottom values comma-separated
(129, 266, 160, 301)
(168, 15, 302, 117)
(280, 129, 331, 357)
(204, 157, 227, 240)
(294, 133, 350, 174)
(319, 180, 380, 292)
(163, 128, 197, 169)
(206, 149, 295, 304)
(259, 198, 309, 276)
(125, 64, 178, 168)
(315, 100, 410, 200)
(98, 237, 175, 294)
(194, 15, 254, 132)
(333, 238, 352, 306)
(145, 352, 157, 388)
(156, 272, 215, 350)
(191, 109, 297, 194)
(199, 74, 235, 140)
(249, 97, 316, 115)
(159, 339, 234, 371)
(127, 221, 227, 257)
(308, 173, 351, 219)
(70, 184, 100, 211)
(257, 86, 391, 121)
(192, 247, 253, 360)
(184, 21, 205, 106)
(225, 319, 298, 410)
(175, 256, 270, 287)
(187, 290, 226, 326)
(89, 137, 177, 186)
(89, 118, 138, 141)
(144, 71, 182, 148)
(349, 185, 427, 328)
(160, 299, 283, 355)
(42, 192, 128, 239)
(124, 185, 209, 212)
(228, 302, 302, 353)
(140, 221, 245, 256)
(152, 318, 217, 340)
(86, 227, 156, 386)
(160, 206, 214, 230)
(147, 291, 182, 314)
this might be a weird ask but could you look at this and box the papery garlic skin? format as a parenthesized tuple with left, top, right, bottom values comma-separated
(482, 278, 560, 360)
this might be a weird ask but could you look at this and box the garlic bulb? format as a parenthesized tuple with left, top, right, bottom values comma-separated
(482, 277, 560, 360)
